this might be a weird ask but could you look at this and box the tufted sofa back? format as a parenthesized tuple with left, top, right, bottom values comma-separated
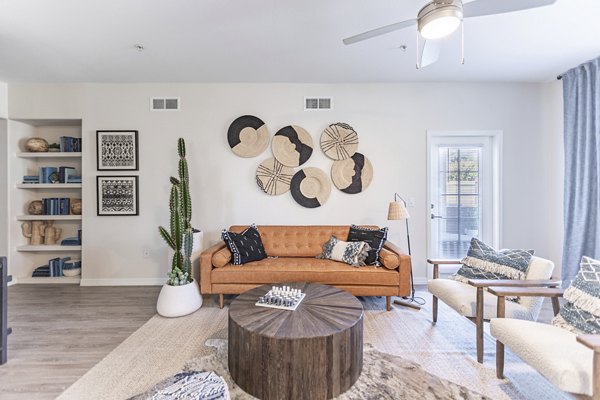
(228, 225, 380, 258)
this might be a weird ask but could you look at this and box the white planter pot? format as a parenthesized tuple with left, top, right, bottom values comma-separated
(157, 278, 203, 318)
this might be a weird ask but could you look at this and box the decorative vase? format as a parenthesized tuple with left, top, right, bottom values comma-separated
(70, 198, 82, 215)
(28, 200, 43, 215)
(25, 138, 49, 152)
(156, 278, 203, 318)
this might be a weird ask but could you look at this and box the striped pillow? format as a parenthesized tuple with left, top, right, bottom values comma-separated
(316, 235, 370, 267)
(553, 256, 600, 334)
(453, 238, 534, 283)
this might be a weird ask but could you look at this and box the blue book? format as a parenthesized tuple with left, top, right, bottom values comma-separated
(39, 167, 58, 184)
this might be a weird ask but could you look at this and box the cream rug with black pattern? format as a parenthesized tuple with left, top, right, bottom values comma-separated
(58, 295, 571, 400)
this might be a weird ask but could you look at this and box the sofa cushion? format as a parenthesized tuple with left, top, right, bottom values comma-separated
(211, 257, 399, 286)
(212, 247, 232, 268)
(378, 248, 399, 270)
(227, 225, 380, 258)
(347, 225, 388, 266)
(454, 238, 534, 283)
(491, 318, 593, 396)
(316, 235, 370, 267)
(221, 224, 267, 265)
(553, 256, 600, 334)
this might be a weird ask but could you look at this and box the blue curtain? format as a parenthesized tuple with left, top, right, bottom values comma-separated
(562, 56, 600, 286)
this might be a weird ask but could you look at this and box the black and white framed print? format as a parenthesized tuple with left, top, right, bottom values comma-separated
(97, 176, 139, 216)
(96, 130, 139, 171)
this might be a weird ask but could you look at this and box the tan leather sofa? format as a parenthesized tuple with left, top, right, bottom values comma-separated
(200, 225, 412, 311)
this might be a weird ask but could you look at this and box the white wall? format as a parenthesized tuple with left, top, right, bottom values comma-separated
(0, 82, 7, 259)
(6, 82, 564, 284)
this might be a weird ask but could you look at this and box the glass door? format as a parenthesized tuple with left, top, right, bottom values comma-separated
(428, 136, 494, 269)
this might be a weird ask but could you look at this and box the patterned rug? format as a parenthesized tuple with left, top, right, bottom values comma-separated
(132, 339, 487, 400)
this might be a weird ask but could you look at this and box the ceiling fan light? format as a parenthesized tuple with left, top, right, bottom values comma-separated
(418, 0, 463, 40)
(420, 15, 461, 39)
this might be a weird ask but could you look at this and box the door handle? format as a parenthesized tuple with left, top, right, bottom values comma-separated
(431, 213, 443, 220)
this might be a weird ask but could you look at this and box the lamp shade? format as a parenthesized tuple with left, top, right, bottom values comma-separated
(388, 201, 410, 220)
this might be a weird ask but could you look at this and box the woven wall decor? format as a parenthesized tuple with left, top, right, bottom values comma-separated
(227, 115, 270, 158)
(331, 152, 373, 194)
(255, 157, 295, 196)
(320, 123, 359, 160)
(271, 125, 313, 167)
(290, 167, 331, 208)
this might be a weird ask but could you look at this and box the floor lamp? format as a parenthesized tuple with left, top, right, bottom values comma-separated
(388, 193, 422, 310)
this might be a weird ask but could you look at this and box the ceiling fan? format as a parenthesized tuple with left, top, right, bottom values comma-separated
(343, 0, 556, 69)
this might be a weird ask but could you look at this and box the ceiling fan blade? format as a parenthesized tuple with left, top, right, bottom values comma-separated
(342, 19, 417, 45)
(417, 39, 441, 69)
(463, 0, 556, 18)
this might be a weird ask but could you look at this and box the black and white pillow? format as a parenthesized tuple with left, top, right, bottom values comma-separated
(221, 224, 267, 265)
(316, 235, 370, 267)
(347, 225, 388, 266)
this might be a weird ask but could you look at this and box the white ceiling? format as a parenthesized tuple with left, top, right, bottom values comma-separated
(0, 0, 599, 83)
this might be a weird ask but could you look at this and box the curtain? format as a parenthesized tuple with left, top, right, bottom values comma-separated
(562, 56, 600, 286)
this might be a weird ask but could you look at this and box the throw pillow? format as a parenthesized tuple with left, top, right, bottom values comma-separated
(347, 225, 388, 266)
(317, 235, 370, 267)
(552, 256, 600, 334)
(453, 238, 534, 283)
(221, 224, 267, 265)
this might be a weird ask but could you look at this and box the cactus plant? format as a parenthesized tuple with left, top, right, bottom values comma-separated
(159, 138, 195, 286)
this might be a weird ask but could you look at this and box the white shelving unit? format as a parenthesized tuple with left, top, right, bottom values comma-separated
(17, 215, 82, 221)
(9, 118, 83, 284)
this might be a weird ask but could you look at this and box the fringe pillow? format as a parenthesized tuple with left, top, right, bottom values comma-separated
(552, 256, 600, 334)
(453, 238, 534, 283)
(317, 235, 370, 267)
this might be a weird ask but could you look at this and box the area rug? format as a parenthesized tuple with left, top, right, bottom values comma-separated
(131, 339, 487, 400)
(58, 295, 572, 400)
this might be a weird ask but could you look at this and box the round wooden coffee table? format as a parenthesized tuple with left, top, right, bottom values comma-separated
(228, 282, 363, 400)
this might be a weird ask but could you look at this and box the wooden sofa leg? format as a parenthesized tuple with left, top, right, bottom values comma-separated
(219, 294, 224, 309)
(432, 295, 438, 324)
(386, 296, 391, 311)
(496, 340, 505, 378)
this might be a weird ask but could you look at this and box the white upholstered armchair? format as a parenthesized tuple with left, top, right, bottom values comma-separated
(427, 256, 557, 363)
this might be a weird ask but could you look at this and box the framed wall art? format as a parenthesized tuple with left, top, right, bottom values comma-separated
(96, 130, 139, 171)
(97, 176, 139, 216)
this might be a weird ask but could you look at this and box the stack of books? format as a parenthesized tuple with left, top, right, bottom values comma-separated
(59, 136, 82, 152)
(22, 175, 40, 184)
(38, 167, 59, 183)
(42, 198, 71, 215)
(31, 257, 79, 277)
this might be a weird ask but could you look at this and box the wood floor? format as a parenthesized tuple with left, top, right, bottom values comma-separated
(0, 284, 160, 400)
(0, 284, 559, 400)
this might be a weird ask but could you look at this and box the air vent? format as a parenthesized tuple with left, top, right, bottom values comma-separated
(150, 97, 180, 111)
(304, 97, 333, 111)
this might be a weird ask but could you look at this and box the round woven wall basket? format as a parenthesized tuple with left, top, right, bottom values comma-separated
(331, 152, 373, 194)
(290, 167, 331, 208)
(227, 115, 270, 158)
(320, 123, 359, 160)
(271, 125, 313, 167)
(255, 157, 295, 196)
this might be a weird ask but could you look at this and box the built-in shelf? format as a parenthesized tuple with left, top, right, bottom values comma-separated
(17, 152, 82, 158)
(18, 276, 81, 284)
(16, 215, 82, 221)
(17, 183, 82, 189)
(17, 245, 82, 252)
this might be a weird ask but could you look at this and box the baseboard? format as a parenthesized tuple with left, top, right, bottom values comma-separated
(80, 278, 165, 286)
(413, 277, 428, 285)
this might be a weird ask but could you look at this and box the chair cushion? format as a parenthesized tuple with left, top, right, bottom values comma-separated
(428, 278, 533, 320)
(454, 238, 534, 283)
(378, 248, 399, 270)
(212, 257, 399, 286)
(347, 225, 388, 266)
(316, 235, 370, 266)
(491, 318, 593, 396)
(553, 256, 600, 334)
